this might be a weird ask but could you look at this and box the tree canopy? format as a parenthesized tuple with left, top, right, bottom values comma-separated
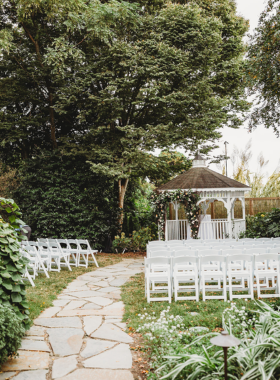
(0, 0, 249, 228)
(246, 0, 280, 136)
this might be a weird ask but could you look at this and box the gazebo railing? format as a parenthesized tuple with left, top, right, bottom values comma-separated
(166, 219, 245, 241)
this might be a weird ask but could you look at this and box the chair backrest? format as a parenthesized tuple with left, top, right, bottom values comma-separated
(198, 249, 222, 257)
(245, 248, 268, 255)
(226, 254, 253, 264)
(67, 239, 79, 248)
(238, 238, 255, 242)
(37, 242, 50, 249)
(149, 250, 171, 258)
(222, 248, 244, 256)
(77, 240, 91, 250)
(255, 238, 273, 241)
(145, 257, 171, 267)
(172, 256, 198, 266)
(173, 249, 197, 257)
(37, 238, 48, 243)
(255, 253, 280, 267)
(200, 255, 226, 265)
(268, 247, 280, 254)
(48, 241, 61, 250)
(56, 239, 70, 248)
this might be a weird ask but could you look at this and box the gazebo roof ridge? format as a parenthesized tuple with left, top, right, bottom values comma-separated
(156, 155, 250, 192)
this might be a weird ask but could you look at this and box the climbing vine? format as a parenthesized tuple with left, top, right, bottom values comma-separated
(150, 190, 201, 240)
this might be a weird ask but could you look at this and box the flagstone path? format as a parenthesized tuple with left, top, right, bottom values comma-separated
(1, 258, 144, 380)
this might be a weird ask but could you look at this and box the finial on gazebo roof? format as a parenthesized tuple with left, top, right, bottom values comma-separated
(193, 153, 207, 168)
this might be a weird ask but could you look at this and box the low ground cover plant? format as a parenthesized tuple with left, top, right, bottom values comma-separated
(0, 304, 25, 367)
(122, 273, 280, 380)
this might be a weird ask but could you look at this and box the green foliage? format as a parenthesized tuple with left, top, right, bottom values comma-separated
(153, 301, 280, 380)
(243, 208, 280, 238)
(145, 151, 192, 188)
(0, 198, 30, 328)
(13, 152, 119, 250)
(0, 0, 138, 163)
(0, 304, 25, 366)
(150, 190, 201, 240)
(112, 227, 155, 252)
(246, 0, 280, 135)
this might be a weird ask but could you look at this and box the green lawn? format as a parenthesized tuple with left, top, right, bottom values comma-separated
(25, 253, 122, 321)
(121, 273, 261, 332)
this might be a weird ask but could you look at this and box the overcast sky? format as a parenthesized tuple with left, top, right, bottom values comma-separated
(208, 0, 280, 178)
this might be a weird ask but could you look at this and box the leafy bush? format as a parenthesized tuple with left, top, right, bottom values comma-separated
(0, 304, 25, 366)
(112, 226, 156, 253)
(243, 208, 280, 238)
(0, 198, 30, 328)
(13, 152, 119, 250)
(158, 301, 280, 380)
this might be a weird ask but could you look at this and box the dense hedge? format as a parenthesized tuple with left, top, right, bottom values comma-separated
(243, 208, 280, 238)
(0, 198, 30, 328)
(13, 152, 119, 250)
(0, 304, 25, 366)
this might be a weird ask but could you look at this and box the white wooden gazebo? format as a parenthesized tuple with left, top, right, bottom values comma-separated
(156, 154, 250, 240)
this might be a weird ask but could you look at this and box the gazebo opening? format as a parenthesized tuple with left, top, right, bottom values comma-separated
(156, 154, 251, 240)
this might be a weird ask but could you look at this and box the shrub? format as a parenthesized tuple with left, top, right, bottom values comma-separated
(112, 226, 155, 253)
(0, 197, 30, 328)
(242, 208, 280, 238)
(13, 152, 119, 250)
(0, 304, 25, 366)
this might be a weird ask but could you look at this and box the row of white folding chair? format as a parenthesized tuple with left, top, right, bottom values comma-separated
(37, 238, 99, 268)
(22, 241, 71, 273)
(145, 254, 280, 303)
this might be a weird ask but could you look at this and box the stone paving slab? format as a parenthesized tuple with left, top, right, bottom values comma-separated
(83, 344, 132, 369)
(83, 316, 102, 335)
(38, 307, 61, 318)
(63, 300, 87, 310)
(58, 369, 134, 380)
(20, 340, 50, 352)
(0, 372, 16, 380)
(13, 370, 48, 380)
(25, 326, 45, 337)
(81, 339, 116, 358)
(1, 351, 49, 371)
(47, 328, 84, 356)
(91, 324, 133, 343)
(84, 297, 113, 306)
(34, 317, 82, 328)
(57, 308, 123, 317)
(1, 258, 143, 380)
(52, 300, 70, 307)
(81, 303, 101, 310)
(52, 355, 78, 379)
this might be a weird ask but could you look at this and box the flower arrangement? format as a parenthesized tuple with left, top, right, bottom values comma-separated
(150, 189, 201, 240)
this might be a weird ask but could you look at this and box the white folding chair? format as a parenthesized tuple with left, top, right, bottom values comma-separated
(48, 241, 72, 271)
(24, 243, 49, 278)
(200, 255, 227, 301)
(20, 248, 37, 286)
(172, 256, 199, 301)
(56, 239, 77, 267)
(145, 257, 172, 303)
(227, 254, 254, 300)
(76, 239, 99, 268)
(254, 254, 280, 298)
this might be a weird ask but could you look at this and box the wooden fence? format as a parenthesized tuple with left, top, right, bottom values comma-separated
(169, 197, 280, 220)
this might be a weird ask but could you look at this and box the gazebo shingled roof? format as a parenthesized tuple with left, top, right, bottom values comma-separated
(156, 166, 250, 191)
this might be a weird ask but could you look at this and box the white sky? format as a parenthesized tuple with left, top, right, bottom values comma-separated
(208, 0, 280, 178)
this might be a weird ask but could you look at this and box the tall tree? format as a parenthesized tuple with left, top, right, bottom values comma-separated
(246, 0, 280, 136)
(52, 0, 249, 226)
(0, 0, 138, 162)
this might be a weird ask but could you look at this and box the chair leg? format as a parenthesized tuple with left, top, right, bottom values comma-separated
(91, 252, 99, 267)
(146, 278, 150, 303)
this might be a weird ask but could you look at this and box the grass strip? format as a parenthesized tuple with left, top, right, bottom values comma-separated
(26, 253, 121, 321)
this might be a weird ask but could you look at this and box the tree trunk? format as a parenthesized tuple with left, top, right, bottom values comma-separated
(118, 178, 129, 230)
